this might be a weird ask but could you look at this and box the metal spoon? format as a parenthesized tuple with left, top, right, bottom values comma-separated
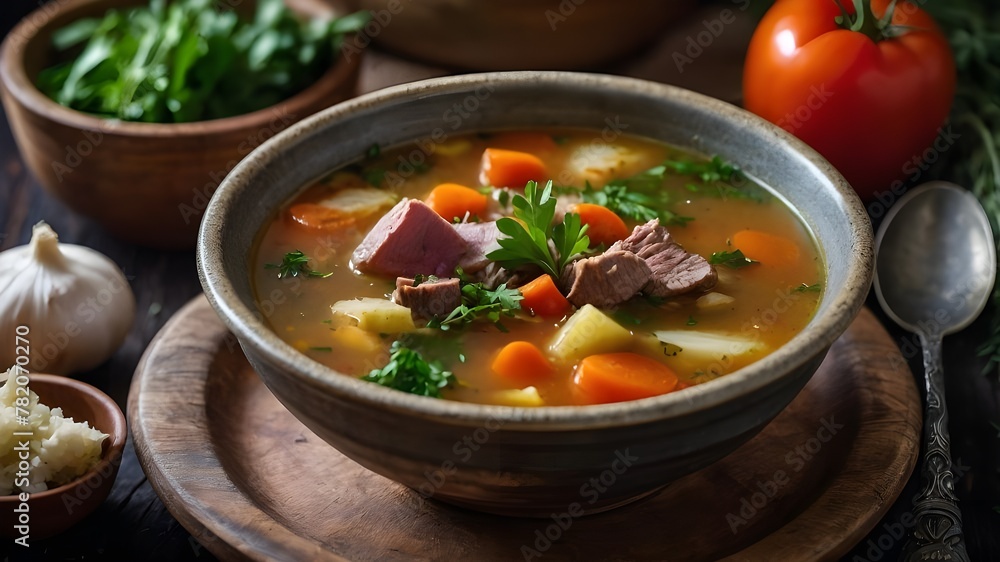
(874, 181, 994, 562)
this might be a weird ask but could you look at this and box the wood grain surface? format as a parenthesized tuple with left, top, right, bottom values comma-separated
(129, 296, 921, 562)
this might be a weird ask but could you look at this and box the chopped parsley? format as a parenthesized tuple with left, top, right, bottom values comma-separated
(487, 181, 590, 278)
(686, 316, 698, 326)
(666, 156, 768, 202)
(709, 249, 758, 269)
(427, 279, 523, 332)
(362, 341, 456, 398)
(664, 155, 741, 183)
(793, 282, 823, 293)
(362, 167, 386, 187)
(309, 346, 333, 352)
(264, 250, 332, 279)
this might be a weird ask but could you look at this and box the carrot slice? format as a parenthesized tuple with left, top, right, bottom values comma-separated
(492, 341, 555, 385)
(731, 230, 801, 267)
(572, 203, 629, 247)
(573, 353, 679, 404)
(425, 183, 489, 221)
(520, 275, 572, 318)
(288, 203, 356, 231)
(479, 148, 547, 189)
(489, 132, 559, 155)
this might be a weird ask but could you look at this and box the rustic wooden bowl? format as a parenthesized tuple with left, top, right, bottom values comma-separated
(0, 374, 127, 539)
(198, 72, 874, 517)
(347, 0, 697, 70)
(0, 0, 360, 249)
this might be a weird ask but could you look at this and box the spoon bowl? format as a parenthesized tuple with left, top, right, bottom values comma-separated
(875, 182, 996, 335)
(874, 180, 995, 562)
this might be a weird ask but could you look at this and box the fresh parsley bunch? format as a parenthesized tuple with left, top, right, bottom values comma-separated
(36, 0, 369, 123)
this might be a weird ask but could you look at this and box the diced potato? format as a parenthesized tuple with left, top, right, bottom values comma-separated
(566, 144, 640, 187)
(331, 325, 382, 354)
(317, 188, 398, 219)
(651, 330, 760, 363)
(548, 304, 633, 364)
(490, 386, 544, 407)
(331, 298, 416, 333)
(696, 292, 736, 310)
(635, 333, 683, 358)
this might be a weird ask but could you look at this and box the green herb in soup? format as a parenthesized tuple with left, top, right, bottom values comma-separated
(36, 0, 368, 123)
(251, 131, 824, 406)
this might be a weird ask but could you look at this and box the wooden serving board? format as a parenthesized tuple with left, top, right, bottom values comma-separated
(129, 296, 921, 561)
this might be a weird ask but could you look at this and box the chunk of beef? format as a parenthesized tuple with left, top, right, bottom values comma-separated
(610, 219, 717, 297)
(562, 251, 651, 308)
(393, 277, 461, 320)
(453, 221, 501, 274)
(352, 199, 468, 278)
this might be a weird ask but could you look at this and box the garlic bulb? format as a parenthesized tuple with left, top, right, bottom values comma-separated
(0, 222, 135, 375)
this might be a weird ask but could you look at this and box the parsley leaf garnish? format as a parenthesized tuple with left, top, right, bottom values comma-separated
(581, 181, 692, 226)
(793, 282, 823, 293)
(664, 155, 741, 183)
(264, 250, 332, 279)
(487, 181, 590, 278)
(668, 156, 768, 202)
(427, 279, 523, 332)
(709, 249, 758, 269)
(362, 341, 456, 398)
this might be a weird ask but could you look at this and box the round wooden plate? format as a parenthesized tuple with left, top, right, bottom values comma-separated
(129, 296, 921, 561)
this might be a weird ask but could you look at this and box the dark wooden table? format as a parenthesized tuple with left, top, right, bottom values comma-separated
(2, 1, 998, 560)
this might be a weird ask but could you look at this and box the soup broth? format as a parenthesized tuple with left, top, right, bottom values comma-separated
(252, 130, 823, 406)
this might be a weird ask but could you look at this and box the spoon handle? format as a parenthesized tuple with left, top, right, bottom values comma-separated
(904, 332, 969, 562)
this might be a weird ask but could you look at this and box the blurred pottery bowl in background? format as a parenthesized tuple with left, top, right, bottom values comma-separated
(0, 374, 127, 539)
(0, 0, 360, 250)
(198, 72, 873, 517)
(347, 0, 697, 70)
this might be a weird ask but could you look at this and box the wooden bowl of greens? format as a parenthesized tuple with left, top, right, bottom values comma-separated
(0, 0, 366, 249)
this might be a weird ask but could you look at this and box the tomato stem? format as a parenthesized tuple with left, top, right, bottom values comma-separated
(833, 0, 902, 42)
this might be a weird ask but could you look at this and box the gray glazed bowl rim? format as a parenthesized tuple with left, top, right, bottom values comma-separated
(198, 71, 873, 429)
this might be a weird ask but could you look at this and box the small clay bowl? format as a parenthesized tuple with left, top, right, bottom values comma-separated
(0, 374, 127, 539)
(0, 0, 360, 249)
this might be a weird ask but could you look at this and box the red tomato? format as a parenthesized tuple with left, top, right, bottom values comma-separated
(743, 0, 955, 201)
